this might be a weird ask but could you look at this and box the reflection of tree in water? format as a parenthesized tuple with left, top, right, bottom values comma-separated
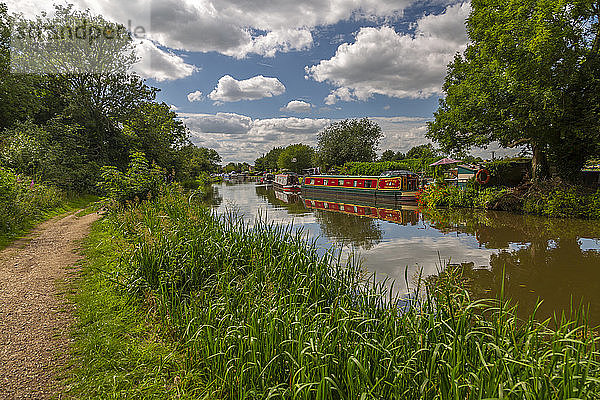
(424, 209, 600, 325)
(207, 185, 223, 207)
(313, 209, 383, 250)
(254, 186, 308, 215)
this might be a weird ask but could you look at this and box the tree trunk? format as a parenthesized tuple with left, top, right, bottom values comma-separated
(531, 143, 549, 182)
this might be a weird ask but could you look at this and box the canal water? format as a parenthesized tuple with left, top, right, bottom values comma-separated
(211, 182, 600, 325)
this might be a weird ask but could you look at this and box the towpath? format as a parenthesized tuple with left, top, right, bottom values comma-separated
(0, 210, 99, 399)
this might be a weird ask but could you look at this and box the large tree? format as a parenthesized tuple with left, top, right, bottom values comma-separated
(277, 143, 314, 173)
(427, 0, 600, 181)
(317, 118, 383, 167)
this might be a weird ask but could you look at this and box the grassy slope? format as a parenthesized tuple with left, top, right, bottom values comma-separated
(64, 217, 208, 399)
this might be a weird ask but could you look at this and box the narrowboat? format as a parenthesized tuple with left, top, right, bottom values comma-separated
(302, 170, 420, 202)
(274, 173, 301, 193)
(257, 173, 275, 185)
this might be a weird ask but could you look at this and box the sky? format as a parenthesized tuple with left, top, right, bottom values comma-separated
(8, 0, 517, 163)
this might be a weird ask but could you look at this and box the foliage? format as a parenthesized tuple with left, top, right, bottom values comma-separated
(317, 118, 383, 167)
(341, 157, 438, 176)
(98, 152, 164, 204)
(254, 147, 284, 171)
(122, 102, 188, 169)
(419, 179, 600, 219)
(419, 185, 513, 210)
(277, 143, 315, 173)
(427, 0, 600, 181)
(75, 189, 600, 398)
(524, 180, 600, 219)
(406, 143, 438, 159)
(485, 158, 531, 187)
(176, 144, 221, 181)
(223, 162, 250, 173)
(0, 166, 94, 244)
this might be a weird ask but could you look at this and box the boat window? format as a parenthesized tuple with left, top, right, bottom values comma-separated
(338, 179, 344, 185)
(324, 179, 328, 185)
(365, 180, 371, 188)
(305, 178, 311, 184)
(353, 180, 357, 187)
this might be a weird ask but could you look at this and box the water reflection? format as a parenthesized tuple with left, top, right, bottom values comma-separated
(422, 209, 600, 324)
(211, 183, 600, 325)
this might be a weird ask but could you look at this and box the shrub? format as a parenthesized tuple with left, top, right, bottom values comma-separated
(98, 152, 164, 204)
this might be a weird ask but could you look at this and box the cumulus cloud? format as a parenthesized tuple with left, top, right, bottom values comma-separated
(124, 39, 198, 82)
(187, 90, 204, 102)
(281, 100, 313, 113)
(306, 2, 470, 102)
(179, 112, 330, 162)
(208, 75, 286, 102)
(324, 87, 356, 105)
(6, 0, 415, 58)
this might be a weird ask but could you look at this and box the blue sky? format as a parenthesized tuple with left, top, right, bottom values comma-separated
(10, 0, 515, 163)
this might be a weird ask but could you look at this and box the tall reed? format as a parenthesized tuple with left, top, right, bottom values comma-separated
(104, 187, 600, 399)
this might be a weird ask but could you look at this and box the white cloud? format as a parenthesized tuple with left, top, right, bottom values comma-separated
(324, 87, 356, 105)
(6, 0, 415, 58)
(187, 90, 204, 102)
(208, 75, 286, 102)
(130, 39, 198, 81)
(179, 112, 330, 162)
(281, 100, 313, 113)
(306, 2, 470, 102)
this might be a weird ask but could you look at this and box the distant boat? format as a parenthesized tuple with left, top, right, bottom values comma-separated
(302, 170, 420, 202)
(274, 173, 301, 193)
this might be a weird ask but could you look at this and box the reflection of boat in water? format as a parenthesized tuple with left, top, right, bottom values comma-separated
(302, 170, 420, 202)
(275, 173, 301, 193)
(274, 189, 299, 204)
(257, 173, 275, 186)
(304, 197, 420, 225)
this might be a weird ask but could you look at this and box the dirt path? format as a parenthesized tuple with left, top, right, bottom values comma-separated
(0, 210, 100, 400)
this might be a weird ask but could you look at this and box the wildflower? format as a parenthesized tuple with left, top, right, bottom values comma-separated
(30, 179, 34, 189)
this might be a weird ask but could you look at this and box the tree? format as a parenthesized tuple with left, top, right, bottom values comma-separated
(255, 147, 284, 171)
(176, 144, 221, 181)
(380, 150, 396, 162)
(123, 102, 188, 169)
(317, 118, 383, 167)
(277, 144, 314, 173)
(427, 0, 600, 181)
(406, 144, 438, 159)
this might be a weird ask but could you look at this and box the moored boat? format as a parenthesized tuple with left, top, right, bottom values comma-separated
(302, 170, 420, 202)
(274, 173, 301, 193)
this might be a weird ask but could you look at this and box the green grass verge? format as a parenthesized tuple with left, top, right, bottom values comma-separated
(0, 194, 99, 250)
(63, 217, 208, 399)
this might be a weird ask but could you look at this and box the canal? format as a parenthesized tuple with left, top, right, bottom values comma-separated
(211, 182, 600, 325)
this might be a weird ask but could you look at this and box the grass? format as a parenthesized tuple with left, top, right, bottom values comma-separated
(0, 193, 99, 249)
(66, 186, 600, 399)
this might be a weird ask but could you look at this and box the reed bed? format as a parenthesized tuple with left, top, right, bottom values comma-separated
(102, 187, 600, 399)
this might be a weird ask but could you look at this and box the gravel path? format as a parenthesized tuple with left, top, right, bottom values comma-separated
(0, 211, 99, 399)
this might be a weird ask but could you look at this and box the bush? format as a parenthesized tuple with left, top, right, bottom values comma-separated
(341, 158, 439, 176)
(98, 152, 164, 204)
(0, 167, 65, 237)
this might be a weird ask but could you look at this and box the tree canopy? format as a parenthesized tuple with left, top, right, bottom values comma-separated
(255, 147, 284, 171)
(317, 118, 383, 168)
(427, 0, 600, 181)
(277, 144, 315, 173)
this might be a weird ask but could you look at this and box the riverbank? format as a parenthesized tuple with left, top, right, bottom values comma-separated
(418, 179, 600, 219)
(65, 187, 600, 398)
